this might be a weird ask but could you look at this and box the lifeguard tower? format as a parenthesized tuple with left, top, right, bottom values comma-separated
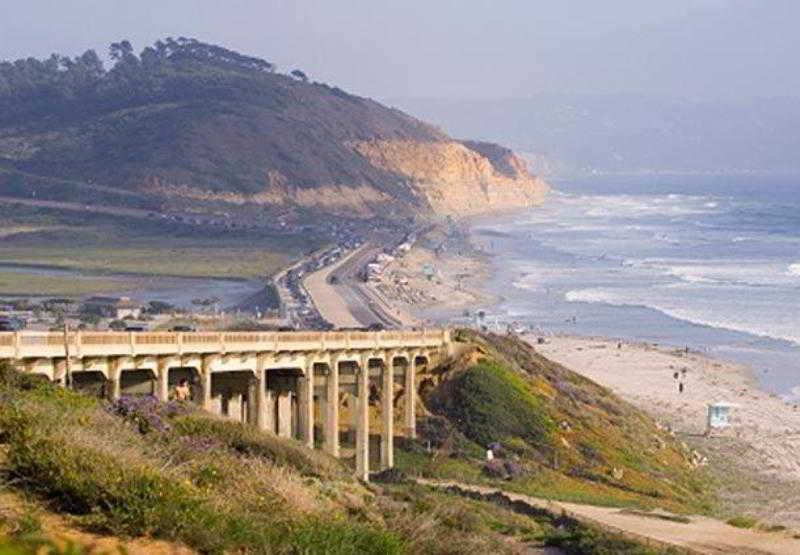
(706, 402, 736, 434)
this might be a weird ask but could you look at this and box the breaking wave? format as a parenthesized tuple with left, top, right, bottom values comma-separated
(565, 287, 800, 346)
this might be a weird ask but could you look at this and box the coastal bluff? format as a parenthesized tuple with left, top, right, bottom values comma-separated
(0, 38, 547, 220)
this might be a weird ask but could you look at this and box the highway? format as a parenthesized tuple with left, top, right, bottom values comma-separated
(323, 243, 405, 329)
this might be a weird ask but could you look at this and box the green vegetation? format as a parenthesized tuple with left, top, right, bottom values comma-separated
(0, 207, 320, 279)
(432, 359, 555, 446)
(0, 370, 397, 553)
(0, 271, 132, 296)
(0, 362, 674, 553)
(398, 330, 714, 514)
(726, 515, 759, 529)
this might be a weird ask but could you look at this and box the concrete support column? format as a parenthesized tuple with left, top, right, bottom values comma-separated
(200, 355, 215, 412)
(265, 390, 276, 433)
(255, 365, 268, 431)
(324, 359, 340, 457)
(246, 379, 258, 425)
(355, 359, 370, 481)
(107, 358, 122, 401)
(54, 360, 67, 388)
(277, 392, 293, 438)
(299, 361, 315, 448)
(156, 357, 169, 402)
(380, 359, 394, 470)
(405, 354, 417, 439)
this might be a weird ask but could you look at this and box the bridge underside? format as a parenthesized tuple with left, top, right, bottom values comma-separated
(15, 348, 442, 481)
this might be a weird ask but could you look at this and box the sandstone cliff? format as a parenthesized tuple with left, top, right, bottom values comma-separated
(351, 140, 548, 216)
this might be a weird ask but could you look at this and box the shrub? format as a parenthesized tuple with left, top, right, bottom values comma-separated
(727, 515, 758, 529)
(170, 413, 345, 479)
(545, 521, 667, 554)
(417, 415, 457, 448)
(429, 361, 555, 448)
(109, 395, 186, 434)
(483, 459, 507, 479)
(482, 459, 526, 481)
(290, 519, 403, 554)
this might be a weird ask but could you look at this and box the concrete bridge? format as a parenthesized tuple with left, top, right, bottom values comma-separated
(0, 329, 451, 481)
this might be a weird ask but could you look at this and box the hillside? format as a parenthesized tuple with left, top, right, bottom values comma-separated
(0, 38, 547, 219)
(0, 363, 683, 554)
(399, 331, 712, 513)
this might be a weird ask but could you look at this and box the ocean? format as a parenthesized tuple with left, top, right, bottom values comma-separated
(471, 175, 800, 400)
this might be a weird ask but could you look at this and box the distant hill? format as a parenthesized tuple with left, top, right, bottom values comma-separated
(0, 38, 547, 219)
(393, 94, 800, 176)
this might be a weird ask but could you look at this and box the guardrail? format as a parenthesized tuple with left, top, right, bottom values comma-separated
(0, 329, 450, 360)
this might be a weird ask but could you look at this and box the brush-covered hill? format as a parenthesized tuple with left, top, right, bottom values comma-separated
(0, 38, 547, 219)
(0, 364, 674, 554)
(399, 331, 713, 513)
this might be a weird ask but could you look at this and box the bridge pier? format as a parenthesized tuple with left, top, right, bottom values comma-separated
(381, 358, 394, 470)
(276, 392, 293, 438)
(156, 358, 170, 402)
(298, 361, 315, 448)
(325, 358, 340, 457)
(405, 354, 417, 439)
(200, 355, 216, 411)
(107, 358, 123, 401)
(255, 360, 269, 431)
(355, 358, 370, 482)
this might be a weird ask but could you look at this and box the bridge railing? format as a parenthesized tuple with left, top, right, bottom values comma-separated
(0, 329, 449, 360)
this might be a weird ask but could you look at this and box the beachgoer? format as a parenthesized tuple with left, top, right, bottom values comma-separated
(673, 371, 679, 380)
(174, 378, 191, 402)
(678, 381, 684, 394)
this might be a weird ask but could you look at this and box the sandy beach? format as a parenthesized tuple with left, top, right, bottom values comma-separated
(372, 227, 495, 325)
(351, 223, 800, 527)
(531, 334, 800, 527)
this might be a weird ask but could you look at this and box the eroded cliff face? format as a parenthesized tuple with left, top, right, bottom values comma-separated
(350, 140, 549, 217)
(143, 138, 548, 219)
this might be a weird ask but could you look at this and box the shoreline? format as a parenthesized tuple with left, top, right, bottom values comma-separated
(378, 220, 800, 527)
(529, 333, 800, 527)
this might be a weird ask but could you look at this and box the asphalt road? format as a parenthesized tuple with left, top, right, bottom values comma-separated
(325, 244, 404, 329)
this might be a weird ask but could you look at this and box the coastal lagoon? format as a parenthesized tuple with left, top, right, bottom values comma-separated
(473, 175, 800, 400)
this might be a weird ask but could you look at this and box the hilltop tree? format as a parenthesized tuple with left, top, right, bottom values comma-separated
(0, 37, 280, 125)
(290, 69, 308, 82)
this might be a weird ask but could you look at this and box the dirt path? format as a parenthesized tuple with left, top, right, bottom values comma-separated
(420, 479, 800, 554)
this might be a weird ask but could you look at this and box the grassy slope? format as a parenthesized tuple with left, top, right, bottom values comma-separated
(0, 206, 321, 280)
(0, 271, 135, 296)
(0, 364, 676, 554)
(397, 331, 713, 514)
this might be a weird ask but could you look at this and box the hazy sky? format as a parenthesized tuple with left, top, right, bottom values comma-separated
(1, 0, 797, 101)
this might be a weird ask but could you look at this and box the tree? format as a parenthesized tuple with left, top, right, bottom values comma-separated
(109, 40, 135, 62)
(108, 319, 127, 331)
(144, 300, 177, 315)
(290, 69, 308, 82)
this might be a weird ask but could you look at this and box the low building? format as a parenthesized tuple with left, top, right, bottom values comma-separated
(83, 296, 142, 320)
(707, 402, 736, 430)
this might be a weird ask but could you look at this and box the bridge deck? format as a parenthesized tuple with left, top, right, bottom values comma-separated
(0, 329, 449, 360)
